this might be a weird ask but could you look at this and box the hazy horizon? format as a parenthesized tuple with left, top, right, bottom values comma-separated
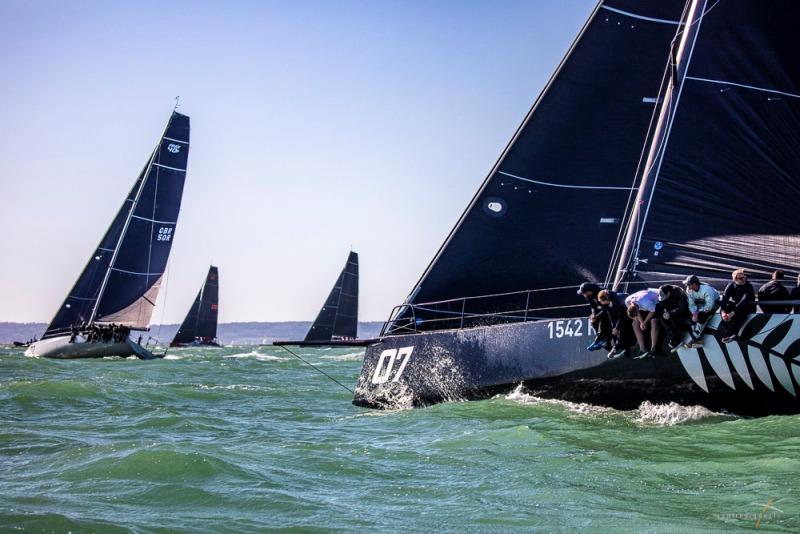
(1, 0, 595, 323)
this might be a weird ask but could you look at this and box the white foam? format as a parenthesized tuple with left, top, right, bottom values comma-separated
(320, 351, 364, 361)
(163, 354, 184, 360)
(504, 385, 614, 415)
(634, 400, 730, 426)
(223, 351, 287, 362)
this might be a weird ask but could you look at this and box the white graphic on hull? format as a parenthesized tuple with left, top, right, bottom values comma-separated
(676, 314, 800, 397)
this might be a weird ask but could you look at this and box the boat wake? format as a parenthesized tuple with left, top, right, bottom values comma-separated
(505, 385, 734, 426)
(504, 385, 613, 416)
(634, 401, 734, 426)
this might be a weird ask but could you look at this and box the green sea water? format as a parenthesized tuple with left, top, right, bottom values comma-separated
(1, 344, 799, 532)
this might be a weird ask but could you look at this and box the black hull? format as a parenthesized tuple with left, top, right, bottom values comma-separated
(353, 314, 800, 417)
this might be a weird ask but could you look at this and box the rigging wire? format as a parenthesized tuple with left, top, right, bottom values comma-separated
(275, 344, 355, 394)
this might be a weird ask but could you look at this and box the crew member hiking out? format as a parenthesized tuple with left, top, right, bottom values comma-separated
(720, 268, 756, 343)
(598, 290, 634, 359)
(625, 288, 661, 359)
(683, 274, 720, 344)
(577, 282, 611, 352)
(757, 270, 792, 313)
(657, 284, 691, 351)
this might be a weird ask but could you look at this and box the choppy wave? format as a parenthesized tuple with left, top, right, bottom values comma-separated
(634, 400, 734, 426)
(1, 345, 796, 532)
(504, 385, 614, 416)
(505, 385, 734, 426)
(320, 351, 364, 361)
(222, 350, 287, 361)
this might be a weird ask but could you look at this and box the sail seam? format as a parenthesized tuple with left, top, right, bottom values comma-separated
(131, 214, 177, 225)
(600, 6, 683, 25)
(163, 136, 189, 144)
(110, 268, 165, 276)
(152, 162, 186, 172)
(685, 76, 800, 99)
(497, 171, 636, 191)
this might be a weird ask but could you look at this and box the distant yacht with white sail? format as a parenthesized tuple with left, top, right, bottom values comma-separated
(26, 111, 191, 359)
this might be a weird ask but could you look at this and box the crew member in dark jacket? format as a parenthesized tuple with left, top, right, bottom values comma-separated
(657, 284, 691, 350)
(598, 290, 634, 358)
(578, 282, 611, 351)
(720, 268, 756, 343)
(757, 270, 792, 313)
(792, 274, 800, 314)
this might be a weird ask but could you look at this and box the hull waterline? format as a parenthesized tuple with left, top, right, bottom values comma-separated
(25, 335, 160, 360)
(353, 313, 800, 416)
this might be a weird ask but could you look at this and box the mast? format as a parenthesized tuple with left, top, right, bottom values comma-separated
(88, 115, 173, 325)
(612, 0, 706, 289)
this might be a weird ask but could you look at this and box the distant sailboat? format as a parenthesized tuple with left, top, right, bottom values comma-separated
(274, 251, 370, 346)
(170, 265, 221, 347)
(26, 111, 191, 359)
(354, 0, 800, 415)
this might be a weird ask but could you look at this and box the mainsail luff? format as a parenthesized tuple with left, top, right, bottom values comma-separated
(612, 0, 704, 289)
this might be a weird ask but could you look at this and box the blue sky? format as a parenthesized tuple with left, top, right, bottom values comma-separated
(0, 0, 595, 323)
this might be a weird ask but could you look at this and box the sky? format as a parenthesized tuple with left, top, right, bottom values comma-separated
(0, 0, 595, 324)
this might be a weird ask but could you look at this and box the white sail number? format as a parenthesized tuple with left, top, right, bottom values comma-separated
(371, 347, 413, 384)
(157, 227, 174, 242)
(167, 143, 181, 153)
(546, 319, 595, 339)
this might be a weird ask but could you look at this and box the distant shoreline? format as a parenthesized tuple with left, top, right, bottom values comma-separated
(0, 321, 383, 345)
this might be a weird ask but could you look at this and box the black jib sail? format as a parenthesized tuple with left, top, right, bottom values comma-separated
(304, 251, 359, 342)
(170, 265, 220, 346)
(614, 0, 800, 288)
(390, 1, 687, 329)
(42, 111, 190, 339)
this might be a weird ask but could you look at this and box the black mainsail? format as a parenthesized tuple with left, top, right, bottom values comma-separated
(170, 265, 220, 347)
(394, 0, 688, 327)
(304, 251, 359, 342)
(42, 111, 190, 339)
(613, 0, 800, 287)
